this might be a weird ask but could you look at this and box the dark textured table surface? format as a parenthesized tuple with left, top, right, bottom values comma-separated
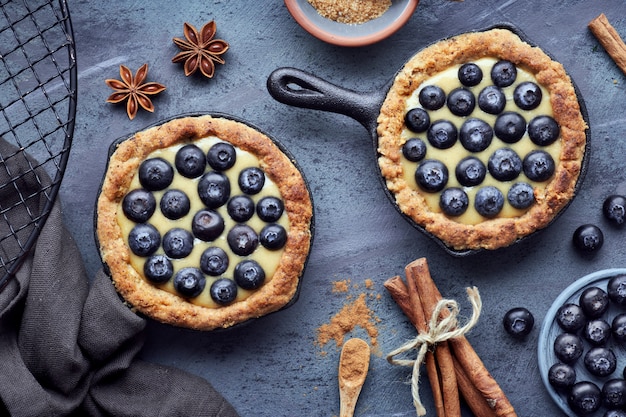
(61, 1, 626, 416)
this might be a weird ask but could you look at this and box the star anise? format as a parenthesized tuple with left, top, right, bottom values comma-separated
(172, 21, 229, 78)
(105, 64, 166, 120)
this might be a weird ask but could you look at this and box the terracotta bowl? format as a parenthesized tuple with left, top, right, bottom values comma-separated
(284, 0, 419, 47)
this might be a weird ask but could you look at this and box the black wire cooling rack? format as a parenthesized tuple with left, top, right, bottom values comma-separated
(0, 0, 77, 290)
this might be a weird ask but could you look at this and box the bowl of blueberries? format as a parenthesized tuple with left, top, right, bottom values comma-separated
(538, 268, 626, 417)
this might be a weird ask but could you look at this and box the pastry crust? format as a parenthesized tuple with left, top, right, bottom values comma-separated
(376, 28, 588, 251)
(96, 115, 313, 330)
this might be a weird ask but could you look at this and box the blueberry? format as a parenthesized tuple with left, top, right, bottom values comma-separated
(494, 112, 526, 143)
(459, 118, 493, 152)
(585, 347, 617, 377)
(548, 363, 576, 391)
(446, 87, 476, 117)
(605, 409, 626, 417)
(439, 188, 469, 217)
(603, 195, 626, 226)
(474, 186, 504, 218)
(138, 158, 174, 191)
(418, 85, 446, 110)
(402, 138, 427, 162)
(256, 196, 284, 223)
(415, 160, 448, 192)
(227, 195, 255, 222)
(573, 224, 604, 253)
(173, 267, 205, 298)
(128, 223, 161, 257)
(491, 60, 517, 87)
(239, 167, 265, 194)
(200, 247, 229, 276)
(175, 144, 206, 178)
(260, 223, 288, 250)
(556, 303, 586, 332)
(234, 260, 266, 290)
(612, 313, 626, 342)
(523, 150, 555, 182)
(507, 182, 535, 209)
(427, 120, 458, 149)
(502, 307, 534, 338)
(405, 108, 430, 133)
(122, 189, 156, 223)
(514, 81, 543, 110)
(608, 275, 626, 305)
(583, 319, 611, 346)
(458, 63, 483, 87)
(568, 381, 602, 416)
(603, 379, 626, 410)
(162, 228, 194, 259)
(528, 115, 560, 146)
(198, 171, 230, 208)
(488, 148, 522, 181)
(207, 142, 236, 171)
(477, 85, 506, 115)
(143, 254, 173, 283)
(192, 209, 225, 241)
(227, 224, 259, 256)
(159, 189, 191, 220)
(580, 286, 610, 319)
(455, 156, 486, 187)
(554, 332, 584, 364)
(210, 278, 238, 305)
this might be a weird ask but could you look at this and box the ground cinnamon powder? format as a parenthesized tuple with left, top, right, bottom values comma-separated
(307, 0, 391, 24)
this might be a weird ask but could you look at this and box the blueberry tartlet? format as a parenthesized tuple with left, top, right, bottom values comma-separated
(96, 115, 313, 330)
(377, 28, 588, 251)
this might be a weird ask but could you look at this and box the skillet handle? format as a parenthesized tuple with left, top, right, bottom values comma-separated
(267, 67, 382, 133)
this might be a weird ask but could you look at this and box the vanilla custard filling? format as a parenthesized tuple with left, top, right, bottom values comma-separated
(400, 57, 561, 225)
(116, 136, 289, 308)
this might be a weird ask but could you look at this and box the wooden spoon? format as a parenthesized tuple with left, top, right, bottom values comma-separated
(338, 338, 371, 417)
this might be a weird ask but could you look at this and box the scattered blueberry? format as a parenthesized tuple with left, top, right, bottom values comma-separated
(603, 195, 626, 226)
(507, 182, 535, 209)
(459, 118, 493, 152)
(439, 187, 469, 217)
(556, 303, 586, 332)
(427, 120, 458, 149)
(227, 224, 259, 256)
(138, 157, 174, 191)
(122, 189, 156, 223)
(477, 85, 506, 115)
(474, 186, 505, 218)
(602, 378, 626, 410)
(405, 108, 430, 133)
(198, 171, 230, 208)
(162, 228, 194, 259)
(207, 142, 236, 171)
(583, 319, 612, 346)
(192, 209, 225, 241)
(227, 195, 255, 222)
(491, 60, 517, 87)
(573, 224, 604, 253)
(585, 347, 617, 377)
(446, 87, 476, 117)
(256, 196, 284, 223)
(502, 307, 534, 338)
(210, 278, 238, 305)
(455, 156, 486, 187)
(173, 267, 205, 298)
(553, 332, 584, 364)
(605, 408, 626, 417)
(523, 150, 555, 182)
(494, 112, 526, 143)
(418, 85, 446, 110)
(608, 275, 626, 305)
(200, 246, 229, 276)
(239, 167, 265, 194)
(568, 381, 602, 416)
(175, 144, 206, 178)
(612, 313, 626, 342)
(548, 363, 576, 391)
(260, 223, 287, 250)
(458, 62, 483, 86)
(234, 259, 266, 290)
(580, 286, 610, 319)
(415, 160, 448, 192)
(143, 254, 173, 283)
(160, 189, 191, 220)
(513, 81, 543, 110)
(528, 115, 560, 146)
(402, 138, 427, 162)
(488, 148, 522, 181)
(128, 223, 161, 257)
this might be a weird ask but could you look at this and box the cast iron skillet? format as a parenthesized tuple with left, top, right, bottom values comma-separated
(94, 112, 315, 328)
(266, 23, 590, 257)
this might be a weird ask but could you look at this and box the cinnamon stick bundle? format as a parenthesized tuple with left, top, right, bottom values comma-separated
(384, 258, 517, 417)
(589, 13, 626, 76)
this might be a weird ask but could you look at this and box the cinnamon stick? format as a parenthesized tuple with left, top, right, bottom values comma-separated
(405, 258, 517, 417)
(589, 13, 626, 76)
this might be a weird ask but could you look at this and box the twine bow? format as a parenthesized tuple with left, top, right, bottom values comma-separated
(386, 287, 482, 416)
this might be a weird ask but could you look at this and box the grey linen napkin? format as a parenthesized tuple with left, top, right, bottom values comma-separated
(0, 138, 239, 417)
